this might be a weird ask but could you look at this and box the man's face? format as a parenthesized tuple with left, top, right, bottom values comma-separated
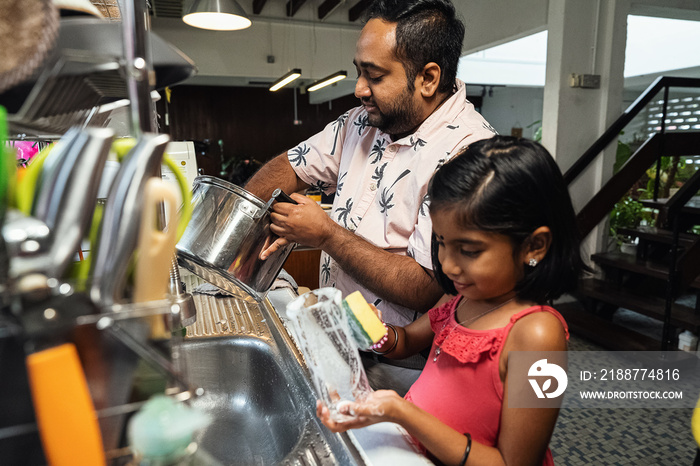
(353, 19, 422, 137)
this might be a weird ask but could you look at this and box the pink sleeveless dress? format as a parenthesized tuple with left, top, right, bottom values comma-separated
(405, 296, 568, 465)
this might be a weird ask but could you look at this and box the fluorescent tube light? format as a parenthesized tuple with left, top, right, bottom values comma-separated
(306, 71, 347, 92)
(269, 69, 302, 91)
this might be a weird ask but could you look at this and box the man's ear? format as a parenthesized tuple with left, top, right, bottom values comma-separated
(417, 62, 441, 98)
(522, 226, 552, 266)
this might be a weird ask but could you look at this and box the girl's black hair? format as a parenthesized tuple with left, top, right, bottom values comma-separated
(428, 135, 586, 304)
(366, 0, 464, 95)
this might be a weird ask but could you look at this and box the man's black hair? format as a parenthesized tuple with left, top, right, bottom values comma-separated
(428, 136, 588, 304)
(366, 0, 464, 94)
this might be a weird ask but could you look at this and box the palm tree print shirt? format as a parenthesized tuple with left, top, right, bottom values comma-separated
(287, 79, 496, 328)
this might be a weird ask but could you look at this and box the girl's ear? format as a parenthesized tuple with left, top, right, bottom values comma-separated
(522, 226, 552, 266)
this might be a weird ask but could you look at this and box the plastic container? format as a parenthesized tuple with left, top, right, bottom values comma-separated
(306, 187, 322, 204)
(678, 330, 698, 352)
(286, 288, 373, 422)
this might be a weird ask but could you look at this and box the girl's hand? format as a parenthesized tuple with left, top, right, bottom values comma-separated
(369, 303, 382, 321)
(316, 390, 404, 432)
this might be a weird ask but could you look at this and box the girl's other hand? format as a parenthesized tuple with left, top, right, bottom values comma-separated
(368, 303, 382, 321)
(316, 390, 403, 432)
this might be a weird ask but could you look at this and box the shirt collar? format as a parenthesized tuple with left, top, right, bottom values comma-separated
(386, 79, 468, 145)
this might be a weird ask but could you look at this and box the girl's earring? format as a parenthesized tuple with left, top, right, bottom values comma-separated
(528, 258, 538, 267)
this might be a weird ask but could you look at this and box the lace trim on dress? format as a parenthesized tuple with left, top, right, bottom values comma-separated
(435, 325, 503, 364)
(430, 297, 504, 364)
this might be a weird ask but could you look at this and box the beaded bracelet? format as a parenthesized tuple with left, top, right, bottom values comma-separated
(459, 432, 472, 466)
(371, 323, 398, 355)
(369, 325, 390, 350)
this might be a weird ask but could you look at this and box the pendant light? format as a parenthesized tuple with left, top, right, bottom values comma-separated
(183, 0, 252, 31)
(270, 69, 302, 92)
(306, 71, 347, 92)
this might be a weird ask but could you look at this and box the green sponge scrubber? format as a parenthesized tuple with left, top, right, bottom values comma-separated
(342, 291, 387, 350)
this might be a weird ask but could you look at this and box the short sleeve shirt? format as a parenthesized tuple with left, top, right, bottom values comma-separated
(287, 79, 496, 327)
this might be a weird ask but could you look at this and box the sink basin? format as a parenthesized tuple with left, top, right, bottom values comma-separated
(181, 337, 308, 463)
(176, 292, 365, 465)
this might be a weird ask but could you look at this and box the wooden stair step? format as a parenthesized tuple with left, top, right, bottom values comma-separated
(591, 251, 700, 289)
(557, 301, 661, 351)
(616, 226, 698, 248)
(640, 197, 700, 219)
(576, 278, 700, 332)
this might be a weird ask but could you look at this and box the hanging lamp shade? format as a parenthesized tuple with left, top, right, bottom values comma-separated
(182, 0, 252, 31)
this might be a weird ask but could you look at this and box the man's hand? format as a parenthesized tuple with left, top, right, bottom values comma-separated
(259, 236, 291, 260)
(269, 193, 337, 248)
(266, 192, 442, 312)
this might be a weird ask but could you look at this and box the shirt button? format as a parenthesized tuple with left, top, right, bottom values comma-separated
(388, 146, 397, 153)
(370, 183, 377, 191)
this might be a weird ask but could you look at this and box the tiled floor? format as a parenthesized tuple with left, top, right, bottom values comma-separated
(550, 333, 697, 465)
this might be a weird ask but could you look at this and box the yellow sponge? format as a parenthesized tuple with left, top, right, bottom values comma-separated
(342, 291, 386, 349)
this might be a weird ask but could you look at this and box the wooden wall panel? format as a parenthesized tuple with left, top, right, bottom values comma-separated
(283, 248, 323, 289)
(156, 86, 359, 178)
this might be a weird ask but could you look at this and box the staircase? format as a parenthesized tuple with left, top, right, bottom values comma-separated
(559, 76, 700, 351)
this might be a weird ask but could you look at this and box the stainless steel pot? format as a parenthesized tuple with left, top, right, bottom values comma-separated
(176, 176, 296, 302)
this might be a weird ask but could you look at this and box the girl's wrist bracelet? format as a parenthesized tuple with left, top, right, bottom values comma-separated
(369, 326, 389, 350)
(459, 432, 472, 466)
(371, 323, 398, 355)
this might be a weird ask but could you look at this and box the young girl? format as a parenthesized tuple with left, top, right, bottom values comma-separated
(317, 136, 586, 466)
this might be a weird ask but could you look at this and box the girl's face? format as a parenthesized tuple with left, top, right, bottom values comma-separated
(432, 208, 524, 303)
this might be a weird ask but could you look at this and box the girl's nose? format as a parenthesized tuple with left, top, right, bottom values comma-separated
(355, 77, 370, 99)
(439, 251, 460, 277)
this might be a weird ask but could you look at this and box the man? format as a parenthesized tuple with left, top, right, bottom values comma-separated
(245, 0, 496, 395)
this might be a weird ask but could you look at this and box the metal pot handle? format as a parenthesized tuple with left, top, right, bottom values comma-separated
(261, 188, 298, 215)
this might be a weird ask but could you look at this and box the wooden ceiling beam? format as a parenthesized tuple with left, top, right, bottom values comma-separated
(252, 0, 267, 15)
(318, 0, 343, 20)
(285, 0, 307, 17)
(348, 0, 373, 22)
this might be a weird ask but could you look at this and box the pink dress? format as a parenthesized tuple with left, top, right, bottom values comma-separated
(404, 296, 568, 465)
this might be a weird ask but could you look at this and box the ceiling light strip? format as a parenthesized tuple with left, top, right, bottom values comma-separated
(269, 68, 302, 91)
(306, 70, 347, 92)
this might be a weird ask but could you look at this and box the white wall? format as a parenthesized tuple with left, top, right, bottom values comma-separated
(151, 17, 361, 87)
(151, 0, 700, 89)
(455, 0, 548, 53)
(478, 87, 544, 140)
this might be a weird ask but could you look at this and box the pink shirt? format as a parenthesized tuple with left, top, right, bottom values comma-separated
(405, 296, 569, 465)
(287, 80, 496, 327)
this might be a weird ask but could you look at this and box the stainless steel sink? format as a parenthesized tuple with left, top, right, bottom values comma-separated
(177, 291, 366, 465)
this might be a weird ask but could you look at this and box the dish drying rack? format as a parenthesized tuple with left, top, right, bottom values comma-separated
(4, 281, 203, 458)
(2, 11, 196, 136)
(0, 0, 201, 463)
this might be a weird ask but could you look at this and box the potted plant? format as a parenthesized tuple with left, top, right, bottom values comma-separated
(608, 134, 655, 253)
(608, 195, 647, 253)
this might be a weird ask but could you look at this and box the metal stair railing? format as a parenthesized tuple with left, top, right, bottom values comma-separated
(564, 75, 700, 351)
(563, 76, 700, 185)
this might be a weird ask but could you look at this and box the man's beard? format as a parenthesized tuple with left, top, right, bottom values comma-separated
(366, 87, 421, 137)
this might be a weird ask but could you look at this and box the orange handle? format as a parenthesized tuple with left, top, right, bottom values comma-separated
(26, 343, 105, 466)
